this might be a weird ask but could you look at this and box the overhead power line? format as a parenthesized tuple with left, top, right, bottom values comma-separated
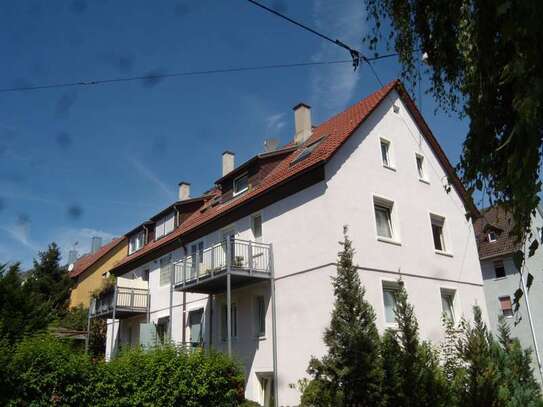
(245, 0, 384, 85)
(0, 55, 398, 94)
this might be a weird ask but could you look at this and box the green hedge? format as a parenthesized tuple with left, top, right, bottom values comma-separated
(2, 335, 245, 406)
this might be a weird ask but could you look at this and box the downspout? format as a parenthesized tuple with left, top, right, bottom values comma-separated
(181, 243, 187, 345)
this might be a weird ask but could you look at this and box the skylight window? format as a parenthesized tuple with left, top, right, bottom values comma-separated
(291, 139, 322, 165)
(233, 173, 249, 196)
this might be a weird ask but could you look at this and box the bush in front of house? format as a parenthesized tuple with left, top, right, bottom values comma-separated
(2, 335, 245, 407)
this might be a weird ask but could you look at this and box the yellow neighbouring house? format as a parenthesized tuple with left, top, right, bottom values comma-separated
(69, 237, 128, 308)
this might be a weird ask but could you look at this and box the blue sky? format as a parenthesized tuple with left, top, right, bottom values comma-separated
(0, 0, 469, 269)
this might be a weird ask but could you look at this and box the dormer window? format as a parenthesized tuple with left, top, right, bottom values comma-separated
(233, 173, 249, 196)
(488, 231, 497, 242)
(155, 212, 175, 240)
(128, 230, 145, 255)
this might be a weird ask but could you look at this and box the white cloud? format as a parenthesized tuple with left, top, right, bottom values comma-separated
(0, 222, 37, 251)
(310, 0, 366, 115)
(128, 158, 175, 199)
(265, 113, 287, 132)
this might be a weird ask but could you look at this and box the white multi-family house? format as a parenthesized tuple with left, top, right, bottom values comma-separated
(89, 80, 488, 406)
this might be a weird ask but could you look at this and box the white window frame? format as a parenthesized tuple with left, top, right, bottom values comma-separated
(128, 230, 145, 255)
(488, 231, 497, 242)
(415, 153, 429, 183)
(253, 294, 266, 338)
(440, 288, 457, 324)
(379, 137, 395, 170)
(381, 280, 402, 326)
(159, 255, 172, 287)
(155, 212, 175, 240)
(373, 195, 401, 245)
(251, 213, 263, 242)
(233, 173, 249, 196)
(430, 213, 452, 256)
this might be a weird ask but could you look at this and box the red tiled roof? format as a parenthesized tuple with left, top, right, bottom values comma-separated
(69, 237, 126, 278)
(473, 206, 520, 259)
(111, 80, 476, 272)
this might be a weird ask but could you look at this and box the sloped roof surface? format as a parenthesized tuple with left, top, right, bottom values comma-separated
(473, 206, 520, 259)
(69, 237, 125, 278)
(112, 80, 475, 272)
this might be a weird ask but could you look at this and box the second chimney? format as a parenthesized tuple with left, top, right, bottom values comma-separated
(178, 181, 190, 201)
(293, 102, 312, 144)
(222, 151, 235, 176)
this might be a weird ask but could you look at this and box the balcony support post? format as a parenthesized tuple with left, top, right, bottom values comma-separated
(85, 303, 92, 353)
(226, 272, 232, 357)
(269, 243, 278, 407)
(169, 264, 174, 341)
(110, 283, 118, 360)
(248, 242, 253, 275)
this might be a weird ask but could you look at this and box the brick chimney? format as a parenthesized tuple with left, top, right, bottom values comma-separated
(293, 102, 312, 144)
(222, 151, 235, 176)
(178, 181, 190, 201)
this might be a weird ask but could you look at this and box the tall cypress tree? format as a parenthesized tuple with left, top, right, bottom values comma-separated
(302, 228, 383, 406)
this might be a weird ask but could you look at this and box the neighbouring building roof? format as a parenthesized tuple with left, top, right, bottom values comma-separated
(111, 79, 477, 274)
(69, 237, 126, 278)
(473, 206, 520, 260)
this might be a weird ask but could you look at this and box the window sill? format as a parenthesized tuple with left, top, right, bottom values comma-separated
(383, 164, 396, 172)
(418, 177, 430, 185)
(494, 276, 507, 281)
(254, 335, 267, 341)
(233, 188, 248, 197)
(377, 237, 402, 246)
(435, 250, 453, 258)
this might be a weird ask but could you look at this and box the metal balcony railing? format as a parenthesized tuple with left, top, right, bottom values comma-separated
(90, 286, 149, 317)
(174, 239, 271, 286)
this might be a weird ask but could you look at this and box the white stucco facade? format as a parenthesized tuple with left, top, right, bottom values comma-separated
(107, 90, 488, 406)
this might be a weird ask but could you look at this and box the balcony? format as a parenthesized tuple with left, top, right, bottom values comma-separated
(173, 239, 273, 294)
(90, 278, 149, 319)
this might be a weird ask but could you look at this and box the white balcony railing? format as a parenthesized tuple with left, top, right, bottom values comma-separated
(174, 238, 271, 286)
(90, 286, 149, 317)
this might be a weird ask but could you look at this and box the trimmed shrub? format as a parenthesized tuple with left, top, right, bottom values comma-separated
(3, 335, 245, 407)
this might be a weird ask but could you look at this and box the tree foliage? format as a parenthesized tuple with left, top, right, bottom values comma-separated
(2, 335, 246, 407)
(0, 263, 53, 343)
(24, 243, 73, 316)
(363, 0, 543, 241)
(300, 232, 542, 406)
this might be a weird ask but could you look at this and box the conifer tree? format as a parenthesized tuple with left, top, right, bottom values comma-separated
(24, 243, 72, 315)
(383, 282, 449, 407)
(302, 228, 383, 406)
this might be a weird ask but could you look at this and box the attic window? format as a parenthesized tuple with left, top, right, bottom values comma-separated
(233, 173, 249, 196)
(488, 231, 497, 242)
(291, 138, 323, 165)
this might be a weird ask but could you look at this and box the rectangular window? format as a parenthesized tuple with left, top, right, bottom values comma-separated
(156, 316, 169, 344)
(221, 303, 238, 340)
(155, 212, 175, 240)
(255, 296, 266, 337)
(416, 154, 425, 179)
(380, 139, 391, 167)
(499, 296, 513, 318)
(159, 256, 171, 286)
(382, 283, 400, 324)
(488, 231, 497, 242)
(374, 197, 396, 240)
(233, 173, 249, 196)
(494, 260, 506, 279)
(441, 290, 456, 323)
(431, 215, 446, 252)
(129, 230, 145, 255)
(252, 214, 263, 242)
